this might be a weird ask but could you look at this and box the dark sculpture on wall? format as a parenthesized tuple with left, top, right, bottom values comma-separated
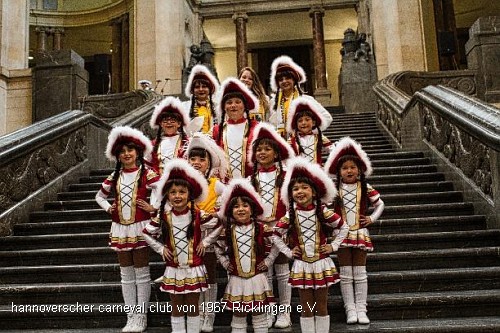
(182, 36, 218, 96)
(340, 28, 372, 62)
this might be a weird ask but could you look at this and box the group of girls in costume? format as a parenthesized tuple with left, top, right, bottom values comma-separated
(95, 55, 384, 333)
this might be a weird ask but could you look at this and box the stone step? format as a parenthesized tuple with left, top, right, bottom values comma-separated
(328, 137, 390, 146)
(2, 257, 499, 294)
(3, 227, 497, 252)
(42, 191, 462, 212)
(371, 157, 431, 167)
(56, 180, 454, 201)
(2, 245, 498, 270)
(2, 317, 500, 333)
(13, 219, 110, 236)
(371, 215, 487, 234)
(381, 202, 475, 218)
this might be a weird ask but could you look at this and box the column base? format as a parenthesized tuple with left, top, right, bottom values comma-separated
(313, 88, 332, 106)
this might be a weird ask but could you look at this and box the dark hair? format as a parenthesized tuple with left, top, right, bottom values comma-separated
(217, 93, 251, 144)
(188, 147, 212, 179)
(334, 155, 367, 209)
(287, 177, 330, 239)
(160, 179, 196, 240)
(153, 113, 187, 156)
(272, 70, 304, 111)
(250, 138, 285, 191)
(224, 196, 262, 258)
(112, 142, 146, 193)
(189, 80, 216, 120)
(294, 110, 323, 158)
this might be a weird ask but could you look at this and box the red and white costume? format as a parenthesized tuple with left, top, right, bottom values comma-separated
(213, 78, 259, 179)
(96, 126, 160, 252)
(286, 96, 333, 165)
(142, 159, 215, 294)
(272, 158, 348, 289)
(149, 96, 191, 175)
(215, 179, 278, 311)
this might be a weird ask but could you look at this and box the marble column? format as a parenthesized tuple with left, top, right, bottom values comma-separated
(309, 7, 332, 106)
(35, 26, 49, 53)
(232, 12, 248, 73)
(53, 28, 64, 51)
(111, 17, 122, 93)
(121, 13, 130, 92)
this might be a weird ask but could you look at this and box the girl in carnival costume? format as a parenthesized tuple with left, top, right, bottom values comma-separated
(186, 132, 227, 332)
(212, 78, 259, 179)
(238, 66, 270, 122)
(95, 126, 160, 333)
(216, 178, 279, 333)
(248, 122, 295, 328)
(183, 65, 220, 134)
(149, 96, 191, 175)
(142, 159, 218, 333)
(269, 55, 306, 138)
(272, 157, 348, 333)
(324, 137, 385, 325)
(286, 96, 333, 166)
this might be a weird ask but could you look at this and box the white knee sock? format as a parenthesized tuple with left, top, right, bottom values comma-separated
(171, 316, 186, 333)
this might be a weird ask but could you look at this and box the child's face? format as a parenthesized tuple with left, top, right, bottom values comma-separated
(225, 97, 245, 121)
(118, 145, 138, 169)
(167, 184, 189, 211)
(161, 116, 182, 136)
(278, 75, 295, 94)
(255, 142, 276, 168)
(189, 155, 210, 175)
(340, 160, 360, 184)
(292, 181, 315, 207)
(297, 115, 316, 135)
(239, 70, 254, 89)
(194, 81, 210, 101)
(232, 198, 252, 224)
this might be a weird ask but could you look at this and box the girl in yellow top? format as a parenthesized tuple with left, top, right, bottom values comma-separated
(269, 55, 307, 138)
(238, 66, 270, 122)
(186, 132, 227, 332)
(183, 64, 220, 134)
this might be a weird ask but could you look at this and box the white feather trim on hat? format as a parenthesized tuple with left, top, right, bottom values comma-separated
(218, 178, 264, 220)
(187, 132, 229, 179)
(281, 157, 337, 208)
(105, 126, 153, 162)
(139, 80, 152, 85)
(184, 64, 220, 97)
(286, 96, 333, 133)
(150, 96, 191, 131)
(248, 122, 295, 166)
(156, 158, 209, 203)
(269, 55, 307, 93)
(214, 78, 259, 122)
(324, 137, 372, 177)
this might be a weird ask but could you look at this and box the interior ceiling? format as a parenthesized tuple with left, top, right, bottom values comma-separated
(203, 8, 358, 49)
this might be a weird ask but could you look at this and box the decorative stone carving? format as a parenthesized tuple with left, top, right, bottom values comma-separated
(421, 107, 493, 198)
(80, 90, 149, 123)
(0, 129, 87, 213)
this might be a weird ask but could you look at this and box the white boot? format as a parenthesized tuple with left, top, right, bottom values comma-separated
(131, 267, 150, 332)
(231, 315, 247, 333)
(199, 289, 206, 327)
(274, 263, 291, 328)
(187, 315, 201, 333)
(315, 315, 330, 333)
(340, 266, 357, 324)
(299, 316, 315, 333)
(201, 284, 217, 332)
(253, 313, 268, 333)
(266, 267, 275, 328)
(120, 266, 137, 333)
(353, 266, 370, 324)
(171, 316, 186, 333)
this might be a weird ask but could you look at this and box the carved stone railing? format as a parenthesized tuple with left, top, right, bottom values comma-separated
(0, 90, 164, 236)
(0, 111, 110, 236)
(373, 75, 500, 228)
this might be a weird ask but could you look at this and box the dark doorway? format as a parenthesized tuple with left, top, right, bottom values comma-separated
(252, 45, 313, 95)
(85, 54, 111, 95)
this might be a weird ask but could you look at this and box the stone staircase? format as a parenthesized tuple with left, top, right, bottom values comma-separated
(1, 112, 500, 332)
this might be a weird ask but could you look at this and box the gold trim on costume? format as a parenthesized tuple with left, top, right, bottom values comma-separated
(117, 170, 140, 225)
(339, 181, 362, 231)
(232, 224, 256, 278)
(294, 211, 320, 263)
